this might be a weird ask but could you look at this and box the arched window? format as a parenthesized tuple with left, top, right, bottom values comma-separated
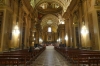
(48, 27, 51, 32)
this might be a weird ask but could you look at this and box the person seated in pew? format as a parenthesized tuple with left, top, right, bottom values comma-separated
(35, 47, 40, 50)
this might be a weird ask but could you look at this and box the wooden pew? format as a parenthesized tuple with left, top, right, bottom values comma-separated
(0, 47, 46, 66)
(3, 52, 33, 62)
(74, 54, 100, 66)
(0, 58, 19, 66)
(2, 49, 33, 66)
(54, 47, 100, 66)
(88, 58, 100, 66)
(0, 55, 26, 66)
(65, 49, 100, 65)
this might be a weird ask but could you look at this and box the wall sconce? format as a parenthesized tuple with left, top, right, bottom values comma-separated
(39, 38, 43, 43)
(57, 39, 59, 42)
(61, 20, 65, 24)
(34, 38, 35, 40)
(13, 25, 20, 35)
(59, 38, 61, 42)
(57, 38, 61, 42)
(13, 0, 20, 35)
(32, 34, 34, 37)
(65, 35, 68, 41)
(81, 26, 88, 35)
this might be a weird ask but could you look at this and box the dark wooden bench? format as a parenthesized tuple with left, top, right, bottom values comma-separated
(0, 58, 19, 66)
(0, 55, 27, 66)
(74, 54, 100, 66)
(54, 47, 100, 66)
(88, 58, 100, 66)
(1, 49, 33, 66)
(0, 47, 46, 66)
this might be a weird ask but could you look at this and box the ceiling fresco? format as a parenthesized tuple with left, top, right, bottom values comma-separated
(30, 0, 72, 32)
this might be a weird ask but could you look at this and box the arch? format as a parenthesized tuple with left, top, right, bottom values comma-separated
(41, 14, 59, 32)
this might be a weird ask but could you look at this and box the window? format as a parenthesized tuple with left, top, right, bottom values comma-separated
(48, 27, 51, 32)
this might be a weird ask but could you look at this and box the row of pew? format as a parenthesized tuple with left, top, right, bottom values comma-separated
(54, 47, 100, 66)
(0, 47, 46, 66)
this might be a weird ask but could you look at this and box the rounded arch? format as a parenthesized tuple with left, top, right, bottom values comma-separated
(41, 14, 59, 32)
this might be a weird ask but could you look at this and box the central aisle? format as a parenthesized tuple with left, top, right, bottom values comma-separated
(32, 46, 70, 66)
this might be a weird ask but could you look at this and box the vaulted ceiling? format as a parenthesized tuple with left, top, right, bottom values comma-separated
(31, 0, 72, 12)
(41, 14, 59, 32)
(30, 0, 72, 32)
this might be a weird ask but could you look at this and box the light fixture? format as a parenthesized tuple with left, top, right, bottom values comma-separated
(59, 38, 61, 42)
(39, 38, 43, 44)
(32, 34, 34, 37)
(57, 38, 60, 42)
(81, 26, 88, 35)
(34, 38, 35, 40)
(57, 39, 59, 42)
(13, 0, 20, 35)
(13, 25, 20, 35)
(65, 35, 68, 41)
(39, 38, 43, 42)
(61, 20, 65, 24)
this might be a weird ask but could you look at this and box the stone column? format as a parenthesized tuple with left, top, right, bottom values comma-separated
(58, 24, 65, 47)
(34, 23, 42, 47)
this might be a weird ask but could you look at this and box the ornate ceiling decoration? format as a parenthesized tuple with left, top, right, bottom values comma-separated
(30, 0, 72, 32)
(31, 0, 72, 13)
(41, 14, 59, 32)
(36, 1, 63, 14)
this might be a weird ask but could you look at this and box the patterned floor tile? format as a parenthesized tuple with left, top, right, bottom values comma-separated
(32, 46, 70, 66)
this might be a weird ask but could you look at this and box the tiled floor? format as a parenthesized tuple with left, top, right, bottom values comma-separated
(32, 46, 70, 66)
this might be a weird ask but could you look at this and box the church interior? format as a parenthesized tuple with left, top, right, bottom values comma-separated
(0, 0, 100, 66)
